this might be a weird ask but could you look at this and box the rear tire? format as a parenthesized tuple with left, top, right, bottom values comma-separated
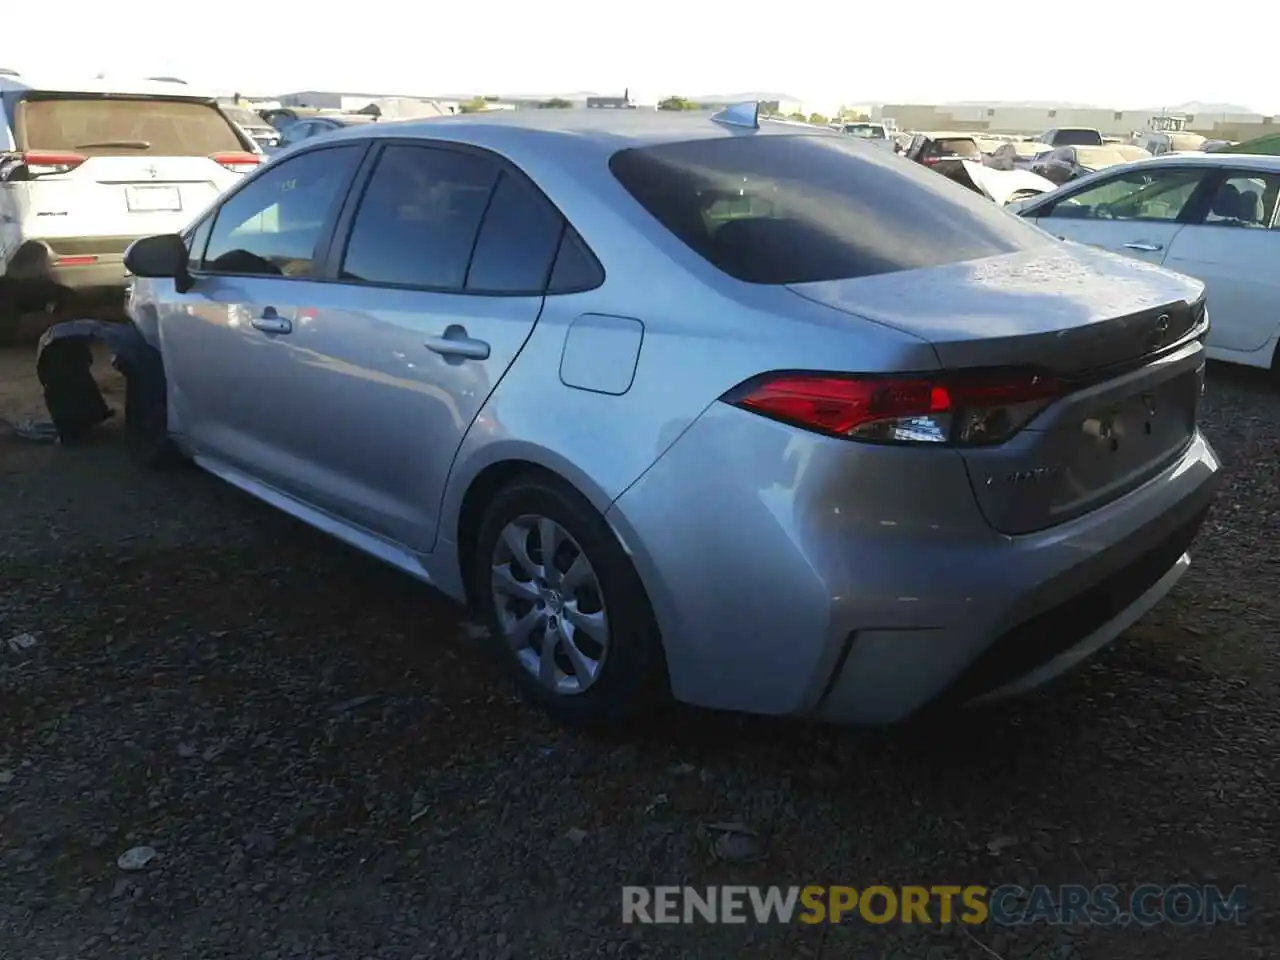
(473, 474, 667, 728)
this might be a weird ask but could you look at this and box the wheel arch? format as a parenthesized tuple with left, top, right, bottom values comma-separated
(448, 441, 619, 611)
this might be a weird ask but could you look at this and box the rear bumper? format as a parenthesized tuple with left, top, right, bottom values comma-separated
(3, 237, 137, 292)
(606, 403, 1220, 725)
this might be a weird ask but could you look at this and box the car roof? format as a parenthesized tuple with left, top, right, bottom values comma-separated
(0, 73, 217, 100)
(1116, 152, 1280, 172)
(313, 107, 843, 158)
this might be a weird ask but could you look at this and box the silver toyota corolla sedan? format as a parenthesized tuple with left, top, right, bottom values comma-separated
(119, 107, 1220, 728)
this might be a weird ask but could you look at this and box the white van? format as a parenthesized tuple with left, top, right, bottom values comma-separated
(1, 73, 260, 327)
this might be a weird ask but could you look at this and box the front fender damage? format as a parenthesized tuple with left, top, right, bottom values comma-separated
(35, 320, 166, 442)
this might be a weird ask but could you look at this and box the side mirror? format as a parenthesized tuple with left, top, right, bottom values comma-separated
(124, 234, 194, 293)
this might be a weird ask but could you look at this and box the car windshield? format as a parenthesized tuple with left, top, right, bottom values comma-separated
(18, 95, 243, 155)
(1168, 133, 1207, 152)
(1052, 129, 1104, 146)
(1014, 142, 1045, 157)
(930, 138, 980, 159)
(608, 133, 1047, 285)
(1074, 147, 1136, 169)
(224, 107, 266, 128)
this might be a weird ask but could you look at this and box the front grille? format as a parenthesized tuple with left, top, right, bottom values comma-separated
(47, 237, 136, 257)
(935, 505, 1210, 707)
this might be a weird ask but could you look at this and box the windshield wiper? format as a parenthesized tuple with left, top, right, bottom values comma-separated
(73, 140, 152, 150)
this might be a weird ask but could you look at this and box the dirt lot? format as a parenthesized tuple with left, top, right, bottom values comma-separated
(1, 344, 1277, 960)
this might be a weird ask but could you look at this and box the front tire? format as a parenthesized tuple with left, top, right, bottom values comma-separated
(124, 375, 185, 469)
(474, 474, 667, 728)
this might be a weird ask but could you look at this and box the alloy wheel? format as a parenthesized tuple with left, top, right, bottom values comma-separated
(490, 514, 610, 695)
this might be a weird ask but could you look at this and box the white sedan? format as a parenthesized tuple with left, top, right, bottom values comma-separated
(1011, 153, 1280, 373)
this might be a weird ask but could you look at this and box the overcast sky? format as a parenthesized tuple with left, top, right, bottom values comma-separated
(7, 0, 1277, 114)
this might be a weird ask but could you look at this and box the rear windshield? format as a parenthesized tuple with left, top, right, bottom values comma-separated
(17, 96, 243, 156)
(929, 137, 980, 158)
(843, 124, 885, 139)
(608, 134, 1046, 285)
(1052, 128, 1104, 146)
(223, 106, 266, 128)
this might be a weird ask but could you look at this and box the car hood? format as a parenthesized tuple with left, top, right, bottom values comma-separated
(952, 160, 1057, 205)
(786, 246, 1205, 374)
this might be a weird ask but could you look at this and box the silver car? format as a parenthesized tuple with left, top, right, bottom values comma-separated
(119, 109, 1220, 727)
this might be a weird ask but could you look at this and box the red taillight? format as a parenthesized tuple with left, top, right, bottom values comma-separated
(17, 150, 87, 175)
(725, 369, 1062, 446)
(52, 255, 99, 267)
(922, 156, 940, 165)
(211, 151, 262, 174)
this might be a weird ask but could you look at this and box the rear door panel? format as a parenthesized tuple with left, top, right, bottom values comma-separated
(1161, 170, 1280, 353)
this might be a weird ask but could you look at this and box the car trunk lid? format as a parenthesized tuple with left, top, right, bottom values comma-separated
(17, 155, 243, 239)
(787, 248, 1207, 533)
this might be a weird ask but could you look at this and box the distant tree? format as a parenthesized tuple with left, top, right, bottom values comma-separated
(837, 106, 869, 121)
(459, 97, 489, 114)
(538, 97, 574, 109)
(808, 113, 829, 126)
(658, 95, 698, 111)
(787, 111, 807, 121)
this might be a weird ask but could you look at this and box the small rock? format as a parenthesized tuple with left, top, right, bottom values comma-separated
(331, 695, 379, 713)
(5, 632, 38, 653)
(0, 770, 14, 785)
(670, 763, 696, 775)
(565, 827, 588, 844)
(117, 846, 157, 871)
(112, 878, 134, 899)
(986, 835, 1020, 855)
(176, 743, 198, 759)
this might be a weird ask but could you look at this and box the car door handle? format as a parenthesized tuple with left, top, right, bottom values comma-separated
(1123, 242, 1163, 252)
(425, 325, 490, 361)
(250, 310, 292, 335)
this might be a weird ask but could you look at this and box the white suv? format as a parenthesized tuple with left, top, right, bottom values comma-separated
(1, 73, 261, 330)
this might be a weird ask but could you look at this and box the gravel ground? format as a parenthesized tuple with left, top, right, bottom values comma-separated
(1, 345, 1277, 960)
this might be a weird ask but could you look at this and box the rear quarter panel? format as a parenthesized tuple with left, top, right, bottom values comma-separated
(438, 132, 942, 543)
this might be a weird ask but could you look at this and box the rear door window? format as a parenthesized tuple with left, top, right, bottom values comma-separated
(1201, 173, 1280, 228)
(609, 134, 1047, 285)
(17, 96, 243, 156)
(202, 145, 361, 277)
(339, 144, 498, 290)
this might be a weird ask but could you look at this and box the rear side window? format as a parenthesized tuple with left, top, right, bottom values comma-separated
(340, 144, 498, 290)
(17, 96, 243, 156)
(609, 134, 1047, 285)
(465, 172, 564, 293)
(547, 227, 604, 293)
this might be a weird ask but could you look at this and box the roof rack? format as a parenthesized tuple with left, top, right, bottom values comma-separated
(0, 67, 21, 78)
(710, 101, 759, 130)
(146, 76, 187, 84)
